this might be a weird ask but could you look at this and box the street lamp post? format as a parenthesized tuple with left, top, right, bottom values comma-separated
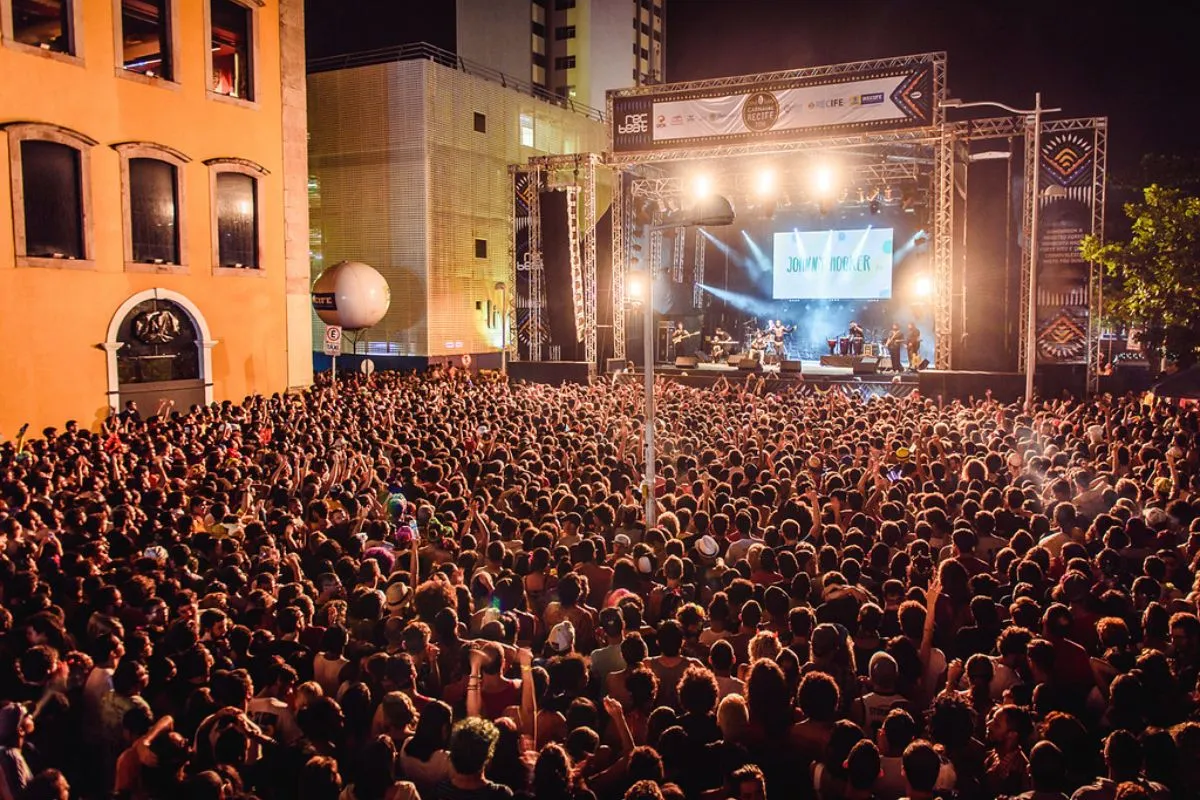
(637, 195, 735, 528)
(494, 281, 507, 375)
(641, 274, 657, 527)
(943, 93, 1060, 410)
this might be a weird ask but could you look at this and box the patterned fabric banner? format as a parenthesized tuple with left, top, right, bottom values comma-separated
(1036, 128, 1098, 364)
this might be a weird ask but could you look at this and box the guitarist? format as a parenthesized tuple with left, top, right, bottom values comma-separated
(886, 323, 905, 372)
(670, 321, 697, 358)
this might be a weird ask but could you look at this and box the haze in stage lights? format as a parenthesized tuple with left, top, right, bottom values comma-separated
(772, 227, 894, 300)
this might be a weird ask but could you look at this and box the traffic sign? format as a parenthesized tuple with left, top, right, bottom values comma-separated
(323, 325, 342, 357)
(359, 358, 376, 376)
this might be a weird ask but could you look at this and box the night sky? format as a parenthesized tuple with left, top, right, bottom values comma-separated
(306, 1, 1199, 180)
(665, 0, 1198, 180)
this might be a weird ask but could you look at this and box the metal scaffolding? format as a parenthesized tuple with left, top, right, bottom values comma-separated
(518, 153, 602, 366)
(628, 161, 925, 208)
(566, 186, 586, 349)
(612, 170, 627, 359)
(1086, 120, 1109, 395)
(693, 227, 707, 308)
(506, 51, 1108, 380)
(582, 158, 598, 366)
(932, 126, 955, 369)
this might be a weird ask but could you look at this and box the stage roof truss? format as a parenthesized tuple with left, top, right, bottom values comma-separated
(606, 127, 944, 166)
(607, 51, 945, 100)
(628, 162, 925, 208)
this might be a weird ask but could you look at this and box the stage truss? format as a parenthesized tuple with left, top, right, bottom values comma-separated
(508, 52, 1107, 390)
(954, 115, 1108, 392)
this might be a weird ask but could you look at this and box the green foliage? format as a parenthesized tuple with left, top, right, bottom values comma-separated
(1081, 185, 1200, 365)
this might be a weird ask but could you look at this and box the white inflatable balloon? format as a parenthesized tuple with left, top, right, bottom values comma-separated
(311, 261, 392, 330)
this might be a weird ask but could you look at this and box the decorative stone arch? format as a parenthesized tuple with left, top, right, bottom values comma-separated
(100, 288, 219, 410)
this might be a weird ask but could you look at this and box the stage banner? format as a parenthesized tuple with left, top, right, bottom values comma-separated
(1035, 126, 1099, 364)
(610, 54, 939, 154)
(512, 172, 544, 359)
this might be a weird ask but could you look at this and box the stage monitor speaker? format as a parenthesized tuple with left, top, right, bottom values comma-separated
(737, 357, 761, 371)
(852, 357, 880, 375)
(780, 359, 803, 373)
(916, 358, 930, 371)
(606, 358, 626, 373)
(674, 356, 698, 369)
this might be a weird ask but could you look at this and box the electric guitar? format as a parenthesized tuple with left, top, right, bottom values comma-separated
(671, 330, 699, 345)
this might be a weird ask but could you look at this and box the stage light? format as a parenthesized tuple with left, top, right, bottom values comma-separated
(692, 174, 713, 200)
(627, 274, 645, 302)
(811, 165, 836, 198)
(755, 168, 775, 197)
(869, 198, 881, 215)
(914, 275, 933, 297)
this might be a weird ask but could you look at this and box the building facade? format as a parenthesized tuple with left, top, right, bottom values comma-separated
(533, 0, 665, 112)
(308, 55, 607, 362)
(0, 0, 311, 433)
(307, 1, 666, 117)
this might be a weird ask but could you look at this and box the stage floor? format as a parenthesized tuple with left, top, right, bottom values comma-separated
(616, 360, 919, 398)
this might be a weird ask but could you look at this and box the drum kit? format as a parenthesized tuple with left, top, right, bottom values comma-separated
(720, 320, 789, 365)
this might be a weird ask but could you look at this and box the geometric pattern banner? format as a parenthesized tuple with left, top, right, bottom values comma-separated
(1035, 127, 1098, 364)
(513, 172, 548, 358)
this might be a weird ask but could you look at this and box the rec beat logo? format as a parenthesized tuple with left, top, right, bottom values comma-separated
(617, 113, 649, 135)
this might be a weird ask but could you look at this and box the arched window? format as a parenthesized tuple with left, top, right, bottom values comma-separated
(3, 122, 96, 268)
(113, 142, 190, 272)
(205, 157, 268, 274)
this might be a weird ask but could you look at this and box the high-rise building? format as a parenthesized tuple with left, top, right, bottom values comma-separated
(0, 0, 311, 432)
(533, 0, 666, 111)
(307, 1, 666, 114)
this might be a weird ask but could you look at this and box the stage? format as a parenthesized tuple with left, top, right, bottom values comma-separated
(612, 359, 921, 399)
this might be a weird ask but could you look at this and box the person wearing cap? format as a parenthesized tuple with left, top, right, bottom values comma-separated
(590, 608, 627, 684)
(546, 620, 576, 658)
(853, 652, 910, 738)
(612, 533, 633, 559)
(542, 573, 597, 655)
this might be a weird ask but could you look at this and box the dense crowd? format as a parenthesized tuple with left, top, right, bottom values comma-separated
(0, 367, 1198, 800)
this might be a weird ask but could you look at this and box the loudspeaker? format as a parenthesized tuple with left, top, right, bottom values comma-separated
(916, 358, 930, 371)
(606, 358, 626, 373)
(780, 359, 803, 373)
(852, 357, 880, 375)
(674, 356, 698, 368)
(737, 356, 761, 371)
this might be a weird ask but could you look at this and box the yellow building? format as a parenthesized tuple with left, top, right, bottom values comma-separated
(0, 0, 311, 434)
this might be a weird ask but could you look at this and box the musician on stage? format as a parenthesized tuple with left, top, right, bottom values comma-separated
(886, 323, 904, 372)
(669, 320, 696, 359)
(848, 320, 865, 356)
(770, 319, 792, 359)
(710, 326, 731, 360)
(906, 323, 922, 369)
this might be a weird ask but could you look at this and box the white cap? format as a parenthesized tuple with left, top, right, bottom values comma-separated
(549, 620, 575, 653)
